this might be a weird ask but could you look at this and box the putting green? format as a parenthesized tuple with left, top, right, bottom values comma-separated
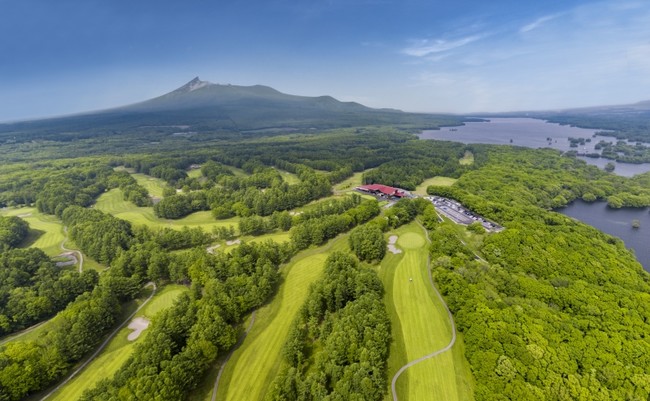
(397, 231, 425, 249)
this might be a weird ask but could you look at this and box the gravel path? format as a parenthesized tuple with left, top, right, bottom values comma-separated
(390, 222, 458, 401)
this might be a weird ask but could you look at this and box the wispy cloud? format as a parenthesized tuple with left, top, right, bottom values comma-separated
(402, 35, 483, 57)
(519, 13, 562, 33)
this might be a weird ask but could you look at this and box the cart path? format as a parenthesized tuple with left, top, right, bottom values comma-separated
(211, 310, 257, 401)
(61, 226, 84, 273)
(390, 222, 458, 401)
(40, 282, 157, 401)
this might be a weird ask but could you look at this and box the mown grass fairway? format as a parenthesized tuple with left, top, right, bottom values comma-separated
(131, 173, 168, 197)
(214, 236, 349, 401)
(0, 207, 65, 256)
(380, 223, 474, 401)
(414, 176, 457, 196)
(49, 285, 188, 401)
(276, 169, 300, 185)
(95, 188, 240, 232)
(333, 169, 374, 192)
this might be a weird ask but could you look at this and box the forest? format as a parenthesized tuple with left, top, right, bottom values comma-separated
(0, 122, 648, 401)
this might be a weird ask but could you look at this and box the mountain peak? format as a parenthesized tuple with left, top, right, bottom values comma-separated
(174, 77, 213, 93)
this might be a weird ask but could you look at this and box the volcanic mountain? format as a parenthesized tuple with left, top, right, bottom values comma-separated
(0, 78, 459, 140)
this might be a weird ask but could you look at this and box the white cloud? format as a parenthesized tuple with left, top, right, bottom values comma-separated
(402, 35, 483, 57)
(519, 13, 562, 33)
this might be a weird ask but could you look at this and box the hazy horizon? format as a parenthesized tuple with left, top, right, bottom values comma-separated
(2, 0, 650, 121)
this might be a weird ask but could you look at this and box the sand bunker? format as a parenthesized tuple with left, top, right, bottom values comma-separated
(226, 239, 241, 246)
(207, 244, 221, 254)
(55, 252, 77, 267)
(387, 235, 402, 255)
(127, 317, 151, 341)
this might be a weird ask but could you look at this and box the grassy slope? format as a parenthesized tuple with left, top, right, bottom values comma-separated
(49, 285, 188, 401)
(212, 236, 349, 401)
(333, 169, 373, 192)
(131, 173, 168, 197)
(413, 176, 457, 196)
(95, 188, 240, 232)
(380, 223, 474, 401)
(276, 169, 300, 185)
(0, 207, 65, 257)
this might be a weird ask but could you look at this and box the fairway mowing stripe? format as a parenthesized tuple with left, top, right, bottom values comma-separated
(220, 253, 328, 401)
(391, 222, 458, 401)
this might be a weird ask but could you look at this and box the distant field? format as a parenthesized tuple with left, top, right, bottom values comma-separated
(95, 188, 240, 232)
(414, 176, 457, 196)
(380, 223, 474, 401)
(460, 150, 474, 165)
(0, 207, 65, 256)
(214, 236, 349, 401)
(49, 285, 188, 401)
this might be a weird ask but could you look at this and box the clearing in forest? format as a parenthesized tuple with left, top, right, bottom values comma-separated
(459, 150, 474, 165)
(413, 176, 457, 196)
(48, 285, 188, 401)
(214, 237, 348, 401)
(379, 223, 474, 401)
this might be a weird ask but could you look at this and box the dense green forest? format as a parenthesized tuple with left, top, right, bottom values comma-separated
(0, 123, 649, 401)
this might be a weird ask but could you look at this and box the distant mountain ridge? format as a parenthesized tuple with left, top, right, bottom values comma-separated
(0, 77, 460, 141)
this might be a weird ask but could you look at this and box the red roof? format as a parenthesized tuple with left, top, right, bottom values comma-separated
(357, 184, 405, 197)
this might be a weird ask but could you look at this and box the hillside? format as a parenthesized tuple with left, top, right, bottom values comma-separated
(0, 78, 462, 142)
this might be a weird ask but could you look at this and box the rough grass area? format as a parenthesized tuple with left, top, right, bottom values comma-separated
(0, 207, 65, 256)
(95, 188, 239, 232)
(379, 222, 474, 401)
(459, 150, 474, 165)
(414, 176, 457, 196)
(49, 285, 188, 401)
(211, 236, 350, 401)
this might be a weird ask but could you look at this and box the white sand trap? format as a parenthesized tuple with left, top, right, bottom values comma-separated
(127, 317, 150, 341)
(226, 239, 241, 246)
(17, 213, 32, 218)
(387, 235, 402, 254)
(207, 244, 221, 254)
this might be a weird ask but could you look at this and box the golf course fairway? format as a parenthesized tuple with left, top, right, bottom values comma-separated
(381, 222, 474, 401)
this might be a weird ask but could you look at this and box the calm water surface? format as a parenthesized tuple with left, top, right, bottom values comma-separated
(559, 200, 650, 272)
(421, 118, 650, 177)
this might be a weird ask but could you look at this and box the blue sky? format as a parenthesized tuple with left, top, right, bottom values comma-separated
(2, 0, 650, 121)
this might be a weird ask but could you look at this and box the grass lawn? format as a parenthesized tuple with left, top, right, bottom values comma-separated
(48, 285, 188, 401)
(413, 176, 457, 196)
(95, 188, 240, 232)
(131, 173, 168, 198)
(0, 207, 66, 256)
(333, 169, 373, 192)
(212, 236, 350, 401)
(459, 150, 475, 165)
(187, 169, 203, 179)
(379, 222, 474, 401)
(276, 169, 300, 185)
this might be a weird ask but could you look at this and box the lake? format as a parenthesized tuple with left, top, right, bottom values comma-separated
(420, 118, 650, 177)
(559, 200, 650, 272)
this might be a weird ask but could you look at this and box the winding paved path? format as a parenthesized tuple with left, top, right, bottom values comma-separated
(40, 282, 157, 401)
(390, 222, 458, 401)
(61, 227, 84, 273)
(211, 310, 257, 401)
